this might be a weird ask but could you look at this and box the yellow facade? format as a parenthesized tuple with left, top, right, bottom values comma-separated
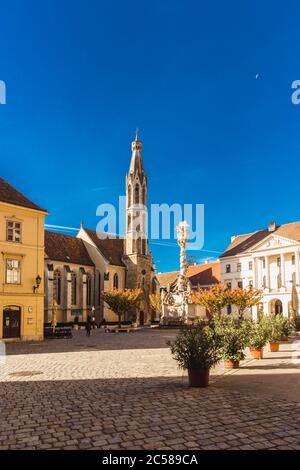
(0, 201, 46, 341)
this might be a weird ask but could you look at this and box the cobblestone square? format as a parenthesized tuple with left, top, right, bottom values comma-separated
(0, 329, 300, 450)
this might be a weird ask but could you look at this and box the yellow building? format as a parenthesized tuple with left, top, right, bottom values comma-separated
(0, 177, 47, 341)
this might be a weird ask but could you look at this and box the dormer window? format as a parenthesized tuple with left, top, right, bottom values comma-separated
(6, 221, 22, 243)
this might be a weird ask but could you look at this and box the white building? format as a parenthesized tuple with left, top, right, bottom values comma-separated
(220, 221, 300, 318)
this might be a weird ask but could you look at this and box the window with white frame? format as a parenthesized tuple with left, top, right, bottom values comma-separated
(226, 264, 231, 273)
(6, 221, 22, 242)
(6, 259, 21, 284)
(237, 263, 241, 272)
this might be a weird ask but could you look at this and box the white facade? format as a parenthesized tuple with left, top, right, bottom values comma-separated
(221, 231, 300, 318)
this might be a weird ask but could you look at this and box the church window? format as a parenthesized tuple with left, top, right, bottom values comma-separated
(53, 270, 61, 305)
(142, 185, 146, 205)
(113, 273, 119, 289)
(71, 272, 77, 305)
(135, 184, 140, 204)
(142, 238, 147, 255)
(86, 274, 92, 305)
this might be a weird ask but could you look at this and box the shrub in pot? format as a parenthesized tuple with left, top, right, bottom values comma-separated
(168, 321, 222, 387)
(261, 314, 288, 352)
(248, 320, 267, 359)
(214, 316, 250, 368)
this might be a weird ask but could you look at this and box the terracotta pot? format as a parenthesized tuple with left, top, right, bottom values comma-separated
(250, 348, 263, 360)
(188, 368, 210, 387)
(269, 341, 279, 352)
(224, 360, 239, 369)
(281, 336, 289, 342)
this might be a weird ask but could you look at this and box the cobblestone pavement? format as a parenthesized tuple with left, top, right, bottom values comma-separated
(0, 329, 300, 450)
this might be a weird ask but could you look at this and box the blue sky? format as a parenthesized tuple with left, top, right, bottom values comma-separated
(1, 0, 300, 272)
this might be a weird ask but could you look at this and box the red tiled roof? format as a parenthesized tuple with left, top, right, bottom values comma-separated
(0, 177, 47, 213)
(157, 262, 220, 288)
(220, 221, 300, 258)
(85, 229, 125, 267)
(45, 231, 94, 266)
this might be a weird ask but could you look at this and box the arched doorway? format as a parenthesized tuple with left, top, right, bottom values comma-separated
(3, 306, 21, 338)
(139, 311, 145, 326)
(270, 299, 283, 315)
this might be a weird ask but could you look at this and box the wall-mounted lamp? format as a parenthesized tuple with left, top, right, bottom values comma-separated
(33, 274, 42, 293)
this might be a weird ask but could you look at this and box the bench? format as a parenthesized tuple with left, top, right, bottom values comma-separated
(44, 327, 73, 339)
(104, 325, 136, 333)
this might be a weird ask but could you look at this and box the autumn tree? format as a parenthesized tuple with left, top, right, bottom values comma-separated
(230, 287, 263, 320)
(102, 288, 142, 327)
(191, 285, 231, 318)
(149, 292, 162, 319)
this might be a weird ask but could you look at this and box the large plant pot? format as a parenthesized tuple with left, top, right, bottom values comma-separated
(224, 360, 239, 369)
(188, 368, 210, 387)
(269, 341, 279, 352)
(250, 348, 263, 360)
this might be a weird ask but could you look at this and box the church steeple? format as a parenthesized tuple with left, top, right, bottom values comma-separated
(128, 129, 145, 178)
(125, 131, 148, 256)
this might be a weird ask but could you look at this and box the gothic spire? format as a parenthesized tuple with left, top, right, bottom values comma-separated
(129, 130, 145, 177)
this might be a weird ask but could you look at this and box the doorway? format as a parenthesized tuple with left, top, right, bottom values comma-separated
(2, 306, 21, 338)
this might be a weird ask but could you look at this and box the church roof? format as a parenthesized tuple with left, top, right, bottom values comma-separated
(0, 177, 47, 213)
(45, 231, 94, 266)
(158, 262, 220, 288)
(84, 229, 125, 267)
(220, 221, 300, 258)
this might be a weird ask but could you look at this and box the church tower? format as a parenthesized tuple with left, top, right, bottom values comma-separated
(123, 131, 153, 325)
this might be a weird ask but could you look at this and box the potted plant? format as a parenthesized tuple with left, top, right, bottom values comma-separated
(262, 314, 287, 352)
(168, 321, 222, 387)
(248, 320, 267, 359)
(214, 316, 250, 369)
(280, 316, 292, 341)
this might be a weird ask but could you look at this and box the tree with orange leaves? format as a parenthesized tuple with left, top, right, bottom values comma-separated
(102, 288, 142, 327)
(230, 287, 263, 320)
(191, 285, 231, 318)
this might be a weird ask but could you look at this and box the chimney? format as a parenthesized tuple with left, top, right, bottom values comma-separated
(268, 221, 277, 232)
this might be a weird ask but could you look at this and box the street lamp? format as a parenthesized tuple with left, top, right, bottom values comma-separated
(33, 274, 42, 293)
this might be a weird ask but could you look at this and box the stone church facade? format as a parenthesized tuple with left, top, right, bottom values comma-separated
(44, 133, 157, 325)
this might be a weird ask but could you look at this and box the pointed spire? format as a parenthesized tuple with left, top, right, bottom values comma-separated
(129, 130, 144, 176)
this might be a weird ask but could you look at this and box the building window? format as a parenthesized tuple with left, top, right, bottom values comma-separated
(142, 185, 146, 205)
(6, 259, 21, 284)
(98, 273, 101, 305)
(277, 257, 281, 267)
(292, 255, 295, 265)
(142, 238, 147, 255)
(127, 184, 132, 208)
(237, 281, 243, 289)
(227, 282, 232, 290)
(262, 258, 266, 269)
(237, 263, 241, 272)
(292, 272, 296, 287)
(249, 261, 253, 271)
(227, 305, 232, 315)
(86, 274, 92, 305)
(277, 274, 282, 289)
(71, 272, 77, 305)
(6, 221, 22, 243)
(135, 184, 140, 204)
(53, 270, 61, 305)
(262, 275, 266, 288)
(113, 273, 119, 289)
(226, 264, 231, 273)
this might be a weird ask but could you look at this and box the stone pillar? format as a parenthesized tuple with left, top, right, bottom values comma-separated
(295, 251, 300, 286)
(265, 256, 270, 291)
(280, 253, 285, 288)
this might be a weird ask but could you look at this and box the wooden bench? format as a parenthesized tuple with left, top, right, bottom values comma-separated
(104, 325, 136, 333)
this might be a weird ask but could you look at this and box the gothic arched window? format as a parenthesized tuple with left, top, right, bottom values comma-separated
(53, 269, 61, 305)
(113, 273, 119, 289)
(142, 238, 147, 255)
(135, 184, 140, 204)
(86, 274, 92, 305)
(142, 185, 146, 205)
(71, 271, 77, 305)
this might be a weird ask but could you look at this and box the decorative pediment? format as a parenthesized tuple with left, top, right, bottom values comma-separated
(250, 234, 299, 252)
